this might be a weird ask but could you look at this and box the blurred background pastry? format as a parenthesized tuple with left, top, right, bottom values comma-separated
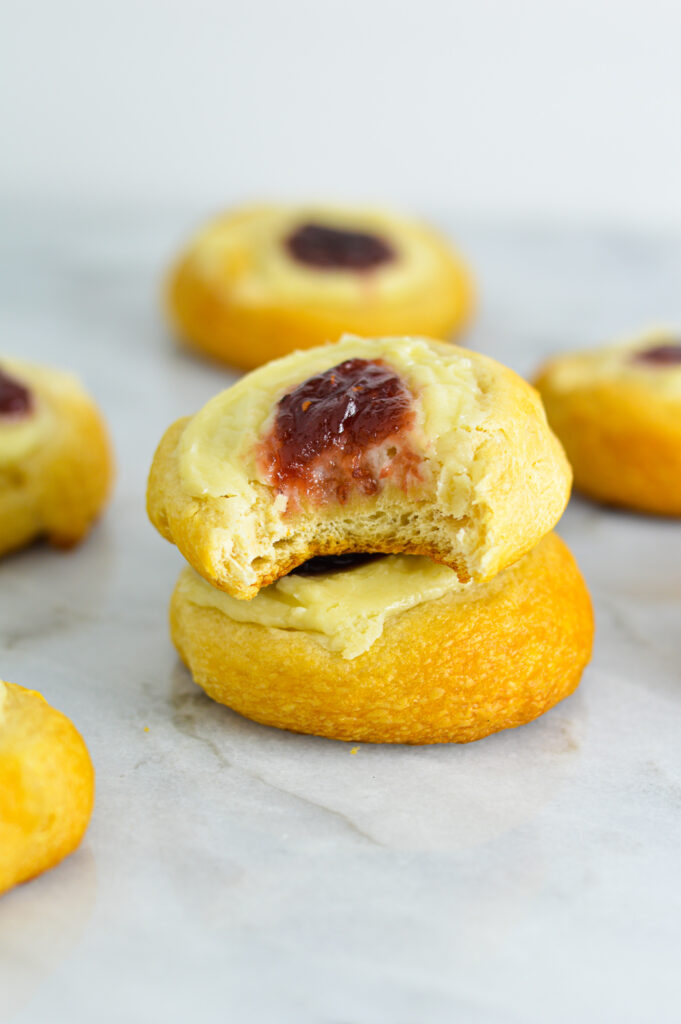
(0, 357, 113, 557)
(535, 328, 681, 514)
(167, 204, 474, 369)
(0, 681, 94, 896)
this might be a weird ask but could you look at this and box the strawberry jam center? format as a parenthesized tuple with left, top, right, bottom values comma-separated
(0, 367, 32, 417)
(285, 223, 395, 271)
(258, 358, 420, 506)
(632, 343, 681, 366)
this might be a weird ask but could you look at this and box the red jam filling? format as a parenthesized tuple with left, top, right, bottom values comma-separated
(0, 367, 32, 418)
(258, 358, 421, 507)
(631, 343, 681, 366)
(285, 222, 395, 271)
(290, 552, 385, 576)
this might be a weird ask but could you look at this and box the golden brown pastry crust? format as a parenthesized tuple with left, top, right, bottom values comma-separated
(148, 337, 571, 599)
(0, 682, 95, 896)
(169, 533, 593, 744)
(167, 204, 475, 369)
(535, 339, 681, 515)
(0, 361, 113, 557)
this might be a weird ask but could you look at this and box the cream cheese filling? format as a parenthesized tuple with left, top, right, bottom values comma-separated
(177, 553, 468, 660)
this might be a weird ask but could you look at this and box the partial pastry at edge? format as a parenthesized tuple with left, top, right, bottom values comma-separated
(170, 533, 594, 744)
(0, 357, 113, 557)
(148, 335, 571, 599)
(535, 327, 681, 514)
(167, 203, 475, 369)
(0, 681, 95, 896)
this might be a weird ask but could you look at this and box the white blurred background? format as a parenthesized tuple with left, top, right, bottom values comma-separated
(2, 0, 681, 228)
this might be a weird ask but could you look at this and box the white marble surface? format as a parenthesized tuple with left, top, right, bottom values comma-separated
(1, 206, 681, 1023)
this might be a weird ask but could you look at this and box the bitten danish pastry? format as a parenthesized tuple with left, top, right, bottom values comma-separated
(535, 328, 681, 514)
(151, 333, 590, 744)
(170, 533, 593, 744)
(0, 357, 113, 557)
(0, 681, 94, 896)
(148, 335, 571, 599)
(167, 204, 474, 369)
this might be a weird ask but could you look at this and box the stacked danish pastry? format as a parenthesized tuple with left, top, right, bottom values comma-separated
(148, 334, 593, 744)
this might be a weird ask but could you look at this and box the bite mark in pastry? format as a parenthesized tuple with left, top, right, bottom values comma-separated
(148, 335, 571, 599)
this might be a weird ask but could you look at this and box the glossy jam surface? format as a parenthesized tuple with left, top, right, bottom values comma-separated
(285, 222, 395, 271)
(631, 343, 681, 366)
(290, 552, 385, 576)
(258, 358, 420, 506)
(0, 367, 32, 417)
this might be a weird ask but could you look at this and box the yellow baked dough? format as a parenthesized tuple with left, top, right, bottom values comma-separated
(0, 357, 113, 557)
(148, 335, 571, 599)
(170, 532, 593, 744)
(0, 681, 94, 896)
(535, 329, 681, 514)
(167, 204, 475, 369)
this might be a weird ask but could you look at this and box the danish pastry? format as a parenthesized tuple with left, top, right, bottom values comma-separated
(148, 335, 571, 599)
(167, 204, 474, 369)
(0, 681, 94, 895)
(535, 328, 681, 514)
(170, 532, 593, 744)
(0, 356, 113, 557)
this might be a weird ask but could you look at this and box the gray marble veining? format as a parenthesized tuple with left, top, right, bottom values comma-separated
(1, 206, 681, 1023)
